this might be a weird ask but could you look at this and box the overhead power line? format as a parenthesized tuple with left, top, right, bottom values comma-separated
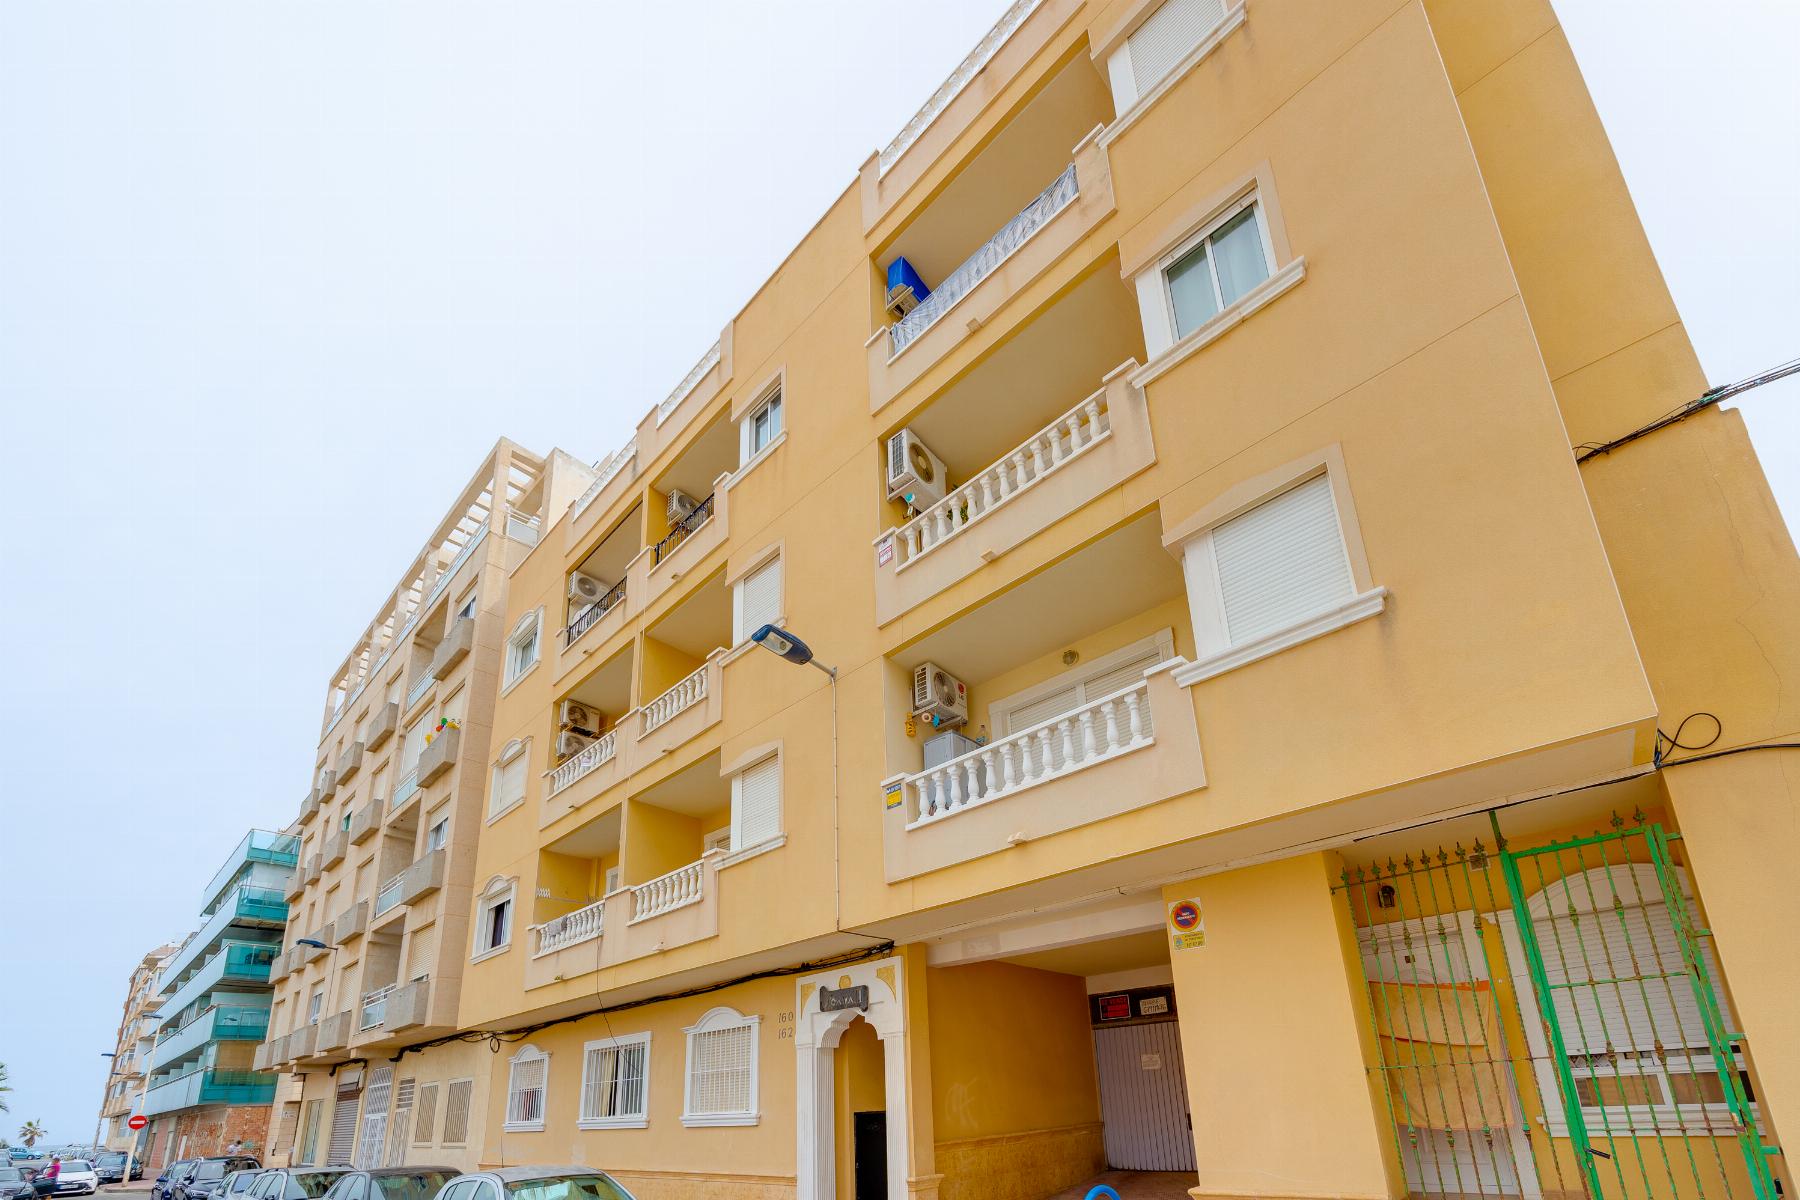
(1574, 356, 1800, 464)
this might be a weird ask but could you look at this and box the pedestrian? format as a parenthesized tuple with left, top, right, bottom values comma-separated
(223, 1141, 241, 1156)
(32, 1156, 61, 1199)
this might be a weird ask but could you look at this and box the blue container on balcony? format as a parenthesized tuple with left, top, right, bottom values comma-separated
(884, 256, 931, 316)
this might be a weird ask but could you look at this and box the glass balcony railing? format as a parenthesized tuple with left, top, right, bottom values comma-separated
(148, 1005, 271, 1072)
(391, 768, 421, 813)
(141, 1068, 277, 1116)
(159, 885, 290, 993)
(158, 942, 279, 1024)
(200, 830, 300, 913)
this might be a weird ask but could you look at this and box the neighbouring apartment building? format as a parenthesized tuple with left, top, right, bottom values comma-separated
(98, 942, 179, 1154)
(143, 831, 296, 1166)
(252, 2, 1800, 1200)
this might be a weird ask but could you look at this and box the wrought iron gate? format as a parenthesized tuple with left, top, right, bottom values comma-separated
(1336, 811, 1780, 1200)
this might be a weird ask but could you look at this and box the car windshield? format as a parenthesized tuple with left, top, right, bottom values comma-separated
(98, 1156, 126, 1166)
(502, 1177, 631, 1200)
(372, 1173, 454, 1200)
(196, 1164, 227, 1180)
(293, 1173, 350, 1197)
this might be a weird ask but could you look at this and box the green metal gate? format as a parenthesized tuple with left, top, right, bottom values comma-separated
(1337, 810, 1781, 1200)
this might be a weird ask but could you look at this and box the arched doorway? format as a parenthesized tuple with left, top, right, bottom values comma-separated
(795, 957, 911, 1200)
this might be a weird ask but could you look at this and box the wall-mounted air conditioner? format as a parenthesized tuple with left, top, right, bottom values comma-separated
(666, 489, 699, 524)
(568, 572, 611, 604)
(555, 731, 594, 761)
(559, 699, 599, 735)
(887, 429, 948, 509)
(911, 662, 969, 729)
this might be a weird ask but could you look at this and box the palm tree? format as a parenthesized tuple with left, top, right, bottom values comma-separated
(18, 1121, 45, 1149)
(0, 1062, 9, 1113)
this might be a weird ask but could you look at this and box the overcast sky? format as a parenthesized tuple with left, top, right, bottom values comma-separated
(1, 0, 1794, 1144)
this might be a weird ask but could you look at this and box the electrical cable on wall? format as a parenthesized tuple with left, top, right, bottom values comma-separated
(1573, 357, 1800, 464)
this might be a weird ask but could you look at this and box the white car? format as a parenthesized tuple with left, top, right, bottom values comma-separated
(48, 1162, 99, 1197)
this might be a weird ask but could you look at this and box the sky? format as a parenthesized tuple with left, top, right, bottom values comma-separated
(0, 0, 1794, 1146)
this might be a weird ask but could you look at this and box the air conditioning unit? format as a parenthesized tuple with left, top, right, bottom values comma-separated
(567, 572, 611, 604)
(555, 731, 594, 761)
(911, 662, 969, 729)
(559, 699, 599, 735)
(666, 489, 699, 524)
(886, 429, 948, 509)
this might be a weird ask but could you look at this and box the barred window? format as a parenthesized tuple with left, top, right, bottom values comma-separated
(441, 1079, 473, 1145)
(682, 1007, 759, 1126)
(579, 1033, 650, 1128)
(413, 1083, 438, 1145)
(505, 1045, 548, 1131)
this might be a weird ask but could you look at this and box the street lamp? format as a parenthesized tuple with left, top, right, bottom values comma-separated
(750, 625, 841, 924)
(294, 938, 332, 951)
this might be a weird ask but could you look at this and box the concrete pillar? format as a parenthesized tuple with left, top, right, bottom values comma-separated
(1164, 851, 1401, 1200)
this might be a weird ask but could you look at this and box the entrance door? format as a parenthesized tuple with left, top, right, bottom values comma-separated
(1093, 1022, 1196, 1171)
(853, 1112, 887, 1200)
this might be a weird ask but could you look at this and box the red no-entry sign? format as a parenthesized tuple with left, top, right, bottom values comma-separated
(127, 1116, 148, 1131)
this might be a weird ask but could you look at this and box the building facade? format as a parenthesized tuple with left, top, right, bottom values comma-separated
(98, 943, 179, 1154)
(252, 2, 1799, 1199)
(142, 831, 297, 1166)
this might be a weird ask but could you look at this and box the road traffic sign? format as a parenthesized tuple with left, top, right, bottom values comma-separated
(127, 1115, 148, 1131)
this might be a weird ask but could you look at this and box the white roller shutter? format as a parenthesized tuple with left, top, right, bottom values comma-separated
(325, 1079, 362, 1166)
(687, 1022, 754, 1116)
(1127, 0, 1227, 93)
(413, 1083, 438, 1146)
(1211, 473, 1353, 644)
(731, 757, 782, 851)
(405, 924, 437, 982)
(734, 558, 782, 643)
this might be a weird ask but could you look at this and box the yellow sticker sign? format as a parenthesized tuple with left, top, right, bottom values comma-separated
(1167, 897, 1206, 950)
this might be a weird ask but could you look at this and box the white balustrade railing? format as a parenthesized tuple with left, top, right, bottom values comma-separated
(548, 730, 617, 797)
(373, 872, 406, 917)
(656, 342, 723, 426)
(889, 163, 1077, 355)
(879, 0, 1047, 175)
(639, 664, 708, 736)
(390, 768, 421, 813)
(426, 521, 490, 605)
(629, 861, 705, 923)
(534, 899, 605, 956)
(881, 386, 1113, 570)
(358, 984, 396, 1030)
(901, 678, 1155, 827)
(572, 440, 637, 519)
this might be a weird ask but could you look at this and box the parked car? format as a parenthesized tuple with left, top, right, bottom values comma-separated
(243, 1169, 350, 1200)
(217, 1170, 263, 1200)
(426, 1168, 634, 1200)
(0, 1167, 34, 1200)
(93, 1153, 144, 1184)
(155, 1161, 197, 1200)
(320, 1168, 458, 1200)
(46, 1161, 99, 1197)
(172, 1159, 261, 1200)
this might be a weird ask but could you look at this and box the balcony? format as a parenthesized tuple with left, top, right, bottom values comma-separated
(201, 831, 300, 912)
(374, 871, 406, 918)
(364, 701, 398, 749)
(158, 886, 289, 992)
(533, 899, 604, 957)
(321, 829, 348, 869)
(548, 730, 618, 802)
(565, 579, 627, 648)
(375, 849, 447, 918)
(873, 365, 1152, 624)
(384, 978, 432, 1032)
(332, 901, 368, 945)
(284, 866, 306, 902)
(142, 1069, 277, 1117)
(303, 854, 321, 886)
(358, 984, 395, 1031)
(149, 1005, 270, 1072)
(297, 788, 320, 827)
(336, 741, 364, 782)
(284, 1023, 316, 1062)
(405, 670, 435, 711)
(416, 725, 460, 786)
(643, 482, 732, 613)
(641, 661, 711, 737)
(629, 859, 704, 922)
(316, 768, 338, 801)
(312, 1011, 351, 1057)
(390, 768, 421, 815)
(429, 617, 474, 680)
(348, 799, 382, 844)
(301, 933, 330, 963)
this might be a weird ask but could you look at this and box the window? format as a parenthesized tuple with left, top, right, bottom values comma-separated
(489, 739, 530, 819)
(475, 878, 514, 957)
(732, 555, 782, 645)
(729, 757, 781, 852)
(579, 1032, 651, 1128)
(504, 1045, 548, 1132)
(1163, 197, 1271, 339)
(440, 1079, 473, 1144)
(399, 721, 427, 773)
(683, 1007, 759, 1126)
(603, 866, 622, 895)
(703, 827, 731, 855)
(299, 1099, 323, 1164)
(455, 590, 477, 622)
(1181, 473, 1356, 653)
(413, 1082, 438, 1145)
(1102, 0, 1240, 114)
(504, 611, 542, 685)
(991, 630, 1176, 735)
(741, 388, 783, 462)
(307, 990, 323, 1025)
(426, 816, 448, 852)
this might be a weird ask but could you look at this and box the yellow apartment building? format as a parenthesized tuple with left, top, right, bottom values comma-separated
(255, 2, 1799, 1200)
(98, 942, 179, 1154)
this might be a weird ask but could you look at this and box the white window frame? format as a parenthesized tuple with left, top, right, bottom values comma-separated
(728, 754, 782, 854)
(1167, 457, 1386, 688)
(681, 1006, 761, 1127)
(730, 549, 783, 647)
(502, 1044, 548, 1133)
(577, 1031, 652, 1130)
(503, 609, 542, 687)
(454, 589, 478, 622)
(472, 877, 515, 962)
(989, 629, 1176, 735)
(703, 827, 732, 855)
(307, 990, 323, 1025)
(426, 815, 448, 852)
(1146, 191, 1277, 350)
(603, 866, 623, 895)
(1099, 0, 1247, 129)
(488, 738, 531, 821)
(740, 387, 784, 464)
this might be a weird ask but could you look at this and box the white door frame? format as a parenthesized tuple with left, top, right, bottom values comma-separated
(795, 956, 909, 1200)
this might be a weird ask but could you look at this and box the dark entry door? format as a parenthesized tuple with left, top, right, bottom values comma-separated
(853, 1111, 886, 1200)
